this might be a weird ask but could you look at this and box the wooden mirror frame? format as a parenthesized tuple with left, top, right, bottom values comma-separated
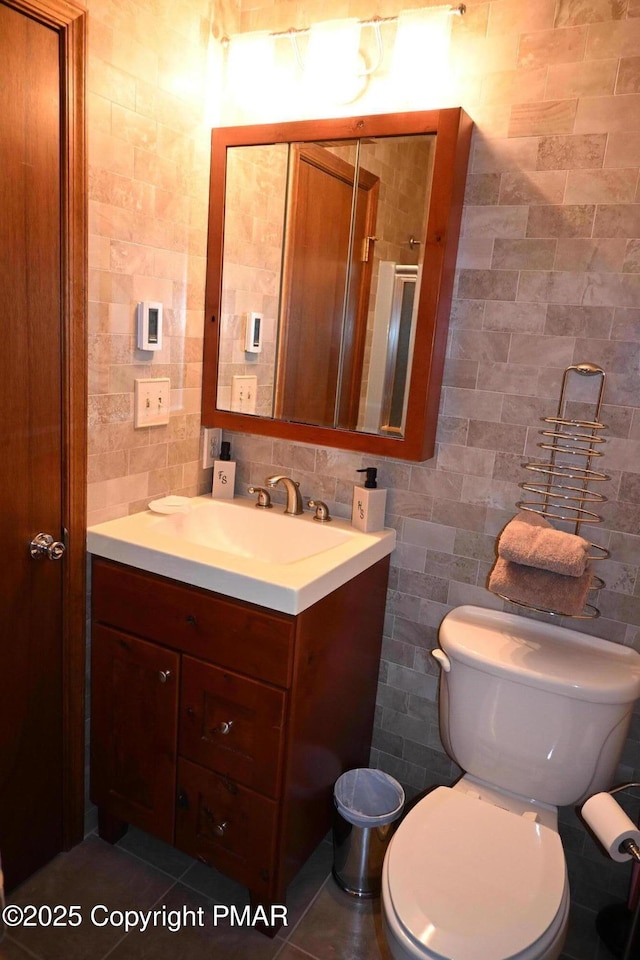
(202, 108, 472, 462)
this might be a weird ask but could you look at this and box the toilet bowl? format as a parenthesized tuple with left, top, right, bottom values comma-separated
(382, 784, 569, 960)
(381, 605, 640, 960)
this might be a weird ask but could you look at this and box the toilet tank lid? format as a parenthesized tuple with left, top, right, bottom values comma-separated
(439, 605, 640, 705)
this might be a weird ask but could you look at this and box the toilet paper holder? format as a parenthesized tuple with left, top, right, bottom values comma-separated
(582, 783, 640, 863)
(581, 782, 640, 960)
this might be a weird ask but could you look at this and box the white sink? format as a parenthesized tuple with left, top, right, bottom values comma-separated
(153, 499, 353, 564)
(87, 496, 395, 614)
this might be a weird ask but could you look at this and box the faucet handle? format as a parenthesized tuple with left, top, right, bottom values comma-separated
(248, 486, 273, 508)
(308, 499, 331, 522)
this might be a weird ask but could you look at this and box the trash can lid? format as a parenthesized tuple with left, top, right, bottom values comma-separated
(334, 768, 405, 828)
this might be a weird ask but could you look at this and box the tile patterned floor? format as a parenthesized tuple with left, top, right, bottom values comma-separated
(0, 827, 621, 960)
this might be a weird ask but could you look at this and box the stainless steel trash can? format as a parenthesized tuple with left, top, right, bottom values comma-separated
(332, 768, 405, 898)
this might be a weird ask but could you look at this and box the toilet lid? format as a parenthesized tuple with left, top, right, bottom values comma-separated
(386, 787, 566, 960)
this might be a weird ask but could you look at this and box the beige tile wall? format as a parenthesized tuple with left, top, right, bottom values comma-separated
(86, 0, 236, 525)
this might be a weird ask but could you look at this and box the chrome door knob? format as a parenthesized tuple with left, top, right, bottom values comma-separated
(29, 533, 66, 560)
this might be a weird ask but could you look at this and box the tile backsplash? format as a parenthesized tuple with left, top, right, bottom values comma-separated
(86, 0, 233, 525)
(85, 0, 640, 949)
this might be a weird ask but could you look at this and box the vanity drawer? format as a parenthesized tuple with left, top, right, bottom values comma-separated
(91, 559, 295, 687)
(176, 758, 278, 896)
(180, 657, 286, 799)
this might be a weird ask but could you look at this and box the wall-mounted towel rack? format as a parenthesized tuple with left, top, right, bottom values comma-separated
(500, 362, 609, 619)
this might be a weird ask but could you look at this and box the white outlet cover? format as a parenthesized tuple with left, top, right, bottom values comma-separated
(202, 427, 222, 469)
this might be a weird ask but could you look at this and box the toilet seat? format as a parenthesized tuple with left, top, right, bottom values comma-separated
(384, 787, 567, 960)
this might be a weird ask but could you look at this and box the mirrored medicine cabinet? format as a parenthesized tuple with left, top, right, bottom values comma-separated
(202, 108, 472, 462)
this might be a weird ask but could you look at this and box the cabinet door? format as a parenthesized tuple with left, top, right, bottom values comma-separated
(180, 657, 286, 798)
(91, 625, 179, 844)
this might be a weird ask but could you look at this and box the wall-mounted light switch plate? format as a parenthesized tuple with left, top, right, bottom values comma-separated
(202, 427, 222, 469)
(231, 375, 257, 414)
(134, 378, 170, 427)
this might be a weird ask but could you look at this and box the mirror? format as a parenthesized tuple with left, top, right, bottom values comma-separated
(203, 109, 472, 461)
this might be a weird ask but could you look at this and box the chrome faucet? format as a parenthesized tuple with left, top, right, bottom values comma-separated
(265, 475, 304, 516)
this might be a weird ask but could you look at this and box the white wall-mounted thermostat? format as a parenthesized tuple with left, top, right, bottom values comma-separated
(244, 311, 263, 353)
(136, 301, 163, 351)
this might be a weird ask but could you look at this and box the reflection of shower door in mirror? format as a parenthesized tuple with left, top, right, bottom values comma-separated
(275, 145, 378, 428)
(381, 267, 418, 435)
(361, 263, 418, 435)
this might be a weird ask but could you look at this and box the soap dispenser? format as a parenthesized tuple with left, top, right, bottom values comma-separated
(212, 440, 236, 499)
(351, 467, 386, 533)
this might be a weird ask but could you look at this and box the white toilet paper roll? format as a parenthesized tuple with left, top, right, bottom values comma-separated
(582, 792, 640, 862)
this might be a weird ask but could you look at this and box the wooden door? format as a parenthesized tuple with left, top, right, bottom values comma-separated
(91, 626, 180, 845)
(0, 0, 86, 890)
(276, 146, 378, 428)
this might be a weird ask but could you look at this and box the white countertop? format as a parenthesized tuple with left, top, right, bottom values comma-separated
(87, 496, 396, 615)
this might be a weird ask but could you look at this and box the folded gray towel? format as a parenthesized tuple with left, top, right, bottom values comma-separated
(498, 511, 590, 578)
(488, 556, 594, 617)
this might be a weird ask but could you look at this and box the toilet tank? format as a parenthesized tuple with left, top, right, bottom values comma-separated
(436, 605, 640, 806)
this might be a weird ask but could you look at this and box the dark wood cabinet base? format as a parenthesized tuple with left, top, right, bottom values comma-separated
(90, 556, 389, 928)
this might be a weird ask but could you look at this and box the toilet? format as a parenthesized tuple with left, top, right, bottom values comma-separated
(382, 604, 640, 960)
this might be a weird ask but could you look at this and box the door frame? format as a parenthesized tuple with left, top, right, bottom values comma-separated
(5, 0, 88, 848)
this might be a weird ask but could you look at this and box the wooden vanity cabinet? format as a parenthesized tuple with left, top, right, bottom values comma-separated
(90, 555, 389, 914)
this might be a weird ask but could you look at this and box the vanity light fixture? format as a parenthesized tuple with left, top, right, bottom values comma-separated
(220, 4, 465, 105)
(269, 4, 465, 79)
(302, 19, 368, 104)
